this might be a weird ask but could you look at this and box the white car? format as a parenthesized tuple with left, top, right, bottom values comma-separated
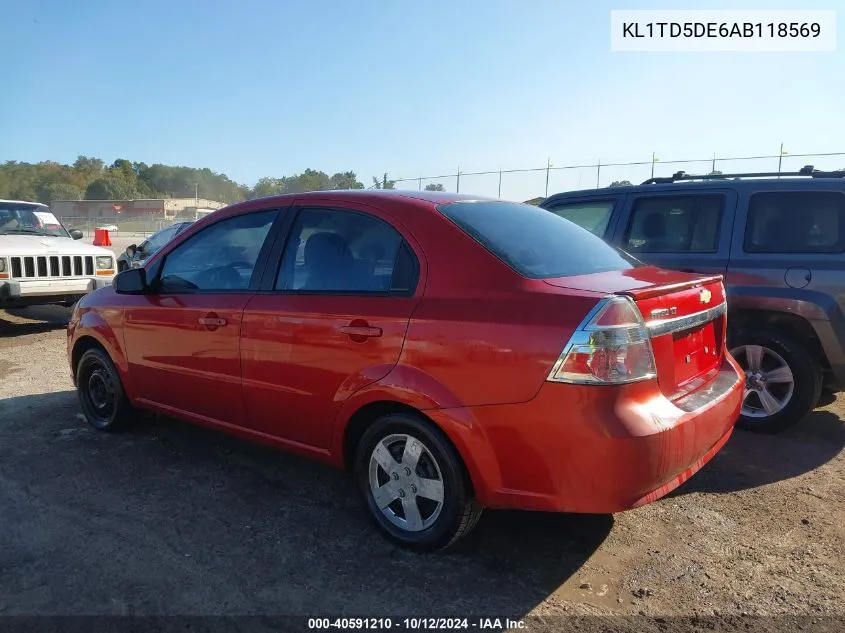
(97, 224, 119, 233)
(0, 200, 117, 308)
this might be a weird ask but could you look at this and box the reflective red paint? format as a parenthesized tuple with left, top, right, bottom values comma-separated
(68, 190, 743, 517)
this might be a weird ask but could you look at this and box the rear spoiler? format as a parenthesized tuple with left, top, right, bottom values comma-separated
(613, 274, 724, 301)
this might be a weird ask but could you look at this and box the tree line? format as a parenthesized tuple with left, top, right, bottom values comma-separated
(0, 157, 425, 206)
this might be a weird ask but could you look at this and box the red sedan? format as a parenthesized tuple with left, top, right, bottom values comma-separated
(67, 190, 744, 550)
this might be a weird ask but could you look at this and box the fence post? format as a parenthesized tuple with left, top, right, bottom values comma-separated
(545, 158, 551, 197)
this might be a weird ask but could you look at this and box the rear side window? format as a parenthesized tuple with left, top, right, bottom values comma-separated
(544, 200, 615, 236)
(437, 201, 639, 279)
(625, 195, 723, 253)
(744, 191, 845, 253)
(275, 207, 416, 294)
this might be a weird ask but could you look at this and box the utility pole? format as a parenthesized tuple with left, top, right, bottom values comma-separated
(545, 158, 551, 197)
(497, 168, 502, 199)
(651, 152, 657, 178)
(596, 159, 601, 189)
(195, 182, 198, 205)
(456, 167, 460, 193)
(777, 142, 784, 178)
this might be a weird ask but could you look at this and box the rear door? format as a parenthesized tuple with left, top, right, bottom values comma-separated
(729, 187, 845, 320)
(542, 195, 624, 240)
(239, 200, 424, 449)
(610, 189, 737, 277)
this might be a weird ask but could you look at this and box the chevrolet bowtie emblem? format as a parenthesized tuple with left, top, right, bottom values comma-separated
(699, 288, 712, 304)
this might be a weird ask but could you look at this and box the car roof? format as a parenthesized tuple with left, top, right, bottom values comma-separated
(0, 199, 47, 207)
(223, 189, 496, 215)
(543, 175, 845, 204)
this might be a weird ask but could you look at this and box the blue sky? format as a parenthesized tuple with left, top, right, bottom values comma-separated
(2, 0, 843, 201)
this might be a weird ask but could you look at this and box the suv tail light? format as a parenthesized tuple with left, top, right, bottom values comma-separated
(547, 296, 657, 385)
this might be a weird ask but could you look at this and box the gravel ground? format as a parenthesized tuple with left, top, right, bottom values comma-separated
(0, 305, 843, 631)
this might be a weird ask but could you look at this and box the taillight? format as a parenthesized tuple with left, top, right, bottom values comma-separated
(547, 296, 657, 385)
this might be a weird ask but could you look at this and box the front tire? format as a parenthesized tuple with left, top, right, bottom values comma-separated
(729, 329, 821, 433)
(76, 348, 134, 432)
(354, 413, 482, 551)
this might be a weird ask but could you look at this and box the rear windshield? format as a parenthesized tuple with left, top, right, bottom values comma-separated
(437, 200, 639, 279)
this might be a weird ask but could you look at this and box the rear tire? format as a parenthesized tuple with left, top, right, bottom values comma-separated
(729, 329, 821, 434)
(354, 413, 482, 551)
(76, 348, 134, 432)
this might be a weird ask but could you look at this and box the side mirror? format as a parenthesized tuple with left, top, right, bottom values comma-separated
(69, 229, 83, 240)
(114, 268, 149, 295)
(126, 244, 137, 258)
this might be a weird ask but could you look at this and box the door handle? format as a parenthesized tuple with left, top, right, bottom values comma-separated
(339, 324, 382, 338)
(198, 314, 228, 328)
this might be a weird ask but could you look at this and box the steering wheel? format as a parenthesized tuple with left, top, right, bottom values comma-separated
(195, 265, 243, 290)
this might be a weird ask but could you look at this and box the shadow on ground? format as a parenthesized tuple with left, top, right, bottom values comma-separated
(674, 408, 844, 496)
(0, 390, 612, 617)
(0, 306, 72, 338)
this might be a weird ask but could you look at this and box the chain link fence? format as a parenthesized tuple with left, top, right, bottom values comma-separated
(387, 151, 845, 201)
(59, 215, 173, 238)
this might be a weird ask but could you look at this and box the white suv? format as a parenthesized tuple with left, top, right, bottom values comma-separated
(0, 200, 117, 308)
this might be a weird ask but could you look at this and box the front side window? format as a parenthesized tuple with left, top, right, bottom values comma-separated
(276, 208, 414, 293)
(0, 203, 70, 238)
(625, 195, 723, 253)
(744, 191, 845, 253)
(545, 200, 615, 236)
(158, 210, 276, 292)
(437, 200, 639, 279)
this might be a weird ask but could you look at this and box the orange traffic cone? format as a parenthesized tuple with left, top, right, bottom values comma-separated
(93, 228, 105, 246)
(102, 229, 112, 246)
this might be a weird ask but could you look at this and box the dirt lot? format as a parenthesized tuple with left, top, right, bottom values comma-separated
(1, 300, 843, 629)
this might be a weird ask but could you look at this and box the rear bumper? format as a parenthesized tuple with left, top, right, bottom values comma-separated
(430, 355, 743, 514)
(0, 278, 113, 306)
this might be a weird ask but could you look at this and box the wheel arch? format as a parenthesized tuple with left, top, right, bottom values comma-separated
(728, 308, 828, 370)
(70, 316, 135, 400)
(335, 393, 500, 506)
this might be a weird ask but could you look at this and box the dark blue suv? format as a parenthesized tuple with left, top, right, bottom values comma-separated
(541, 166, 845, 433)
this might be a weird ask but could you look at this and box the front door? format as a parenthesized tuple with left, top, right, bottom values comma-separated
(240, 202, 423, 448)
(123, 209, 279, 425)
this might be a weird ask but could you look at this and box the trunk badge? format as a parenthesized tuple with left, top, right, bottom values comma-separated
(699, 288, 712, 304)
(650, 307, 677, 319)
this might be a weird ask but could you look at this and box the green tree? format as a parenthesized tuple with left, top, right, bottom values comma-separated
(372, 173, 396, 189)
(609, 180, 632, 187)
(72, 156, 104, 180)
(84, 177, 135, 200)
(252, 177, 287, 198)
(708, 170, 723, 176)
(37, 182, 83, 204)
(424, 183, 445, 191)
(330, 171, 364, 190)
(283, 168, 331, 193)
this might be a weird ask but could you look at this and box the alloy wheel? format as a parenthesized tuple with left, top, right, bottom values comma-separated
(731, 344, 795, 418)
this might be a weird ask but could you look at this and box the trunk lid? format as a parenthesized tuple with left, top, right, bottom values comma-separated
(544, 267, 727, 399)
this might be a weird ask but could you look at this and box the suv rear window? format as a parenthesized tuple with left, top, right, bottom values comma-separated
(745, 191, 845, 253)
(437, 201, 639, 279)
